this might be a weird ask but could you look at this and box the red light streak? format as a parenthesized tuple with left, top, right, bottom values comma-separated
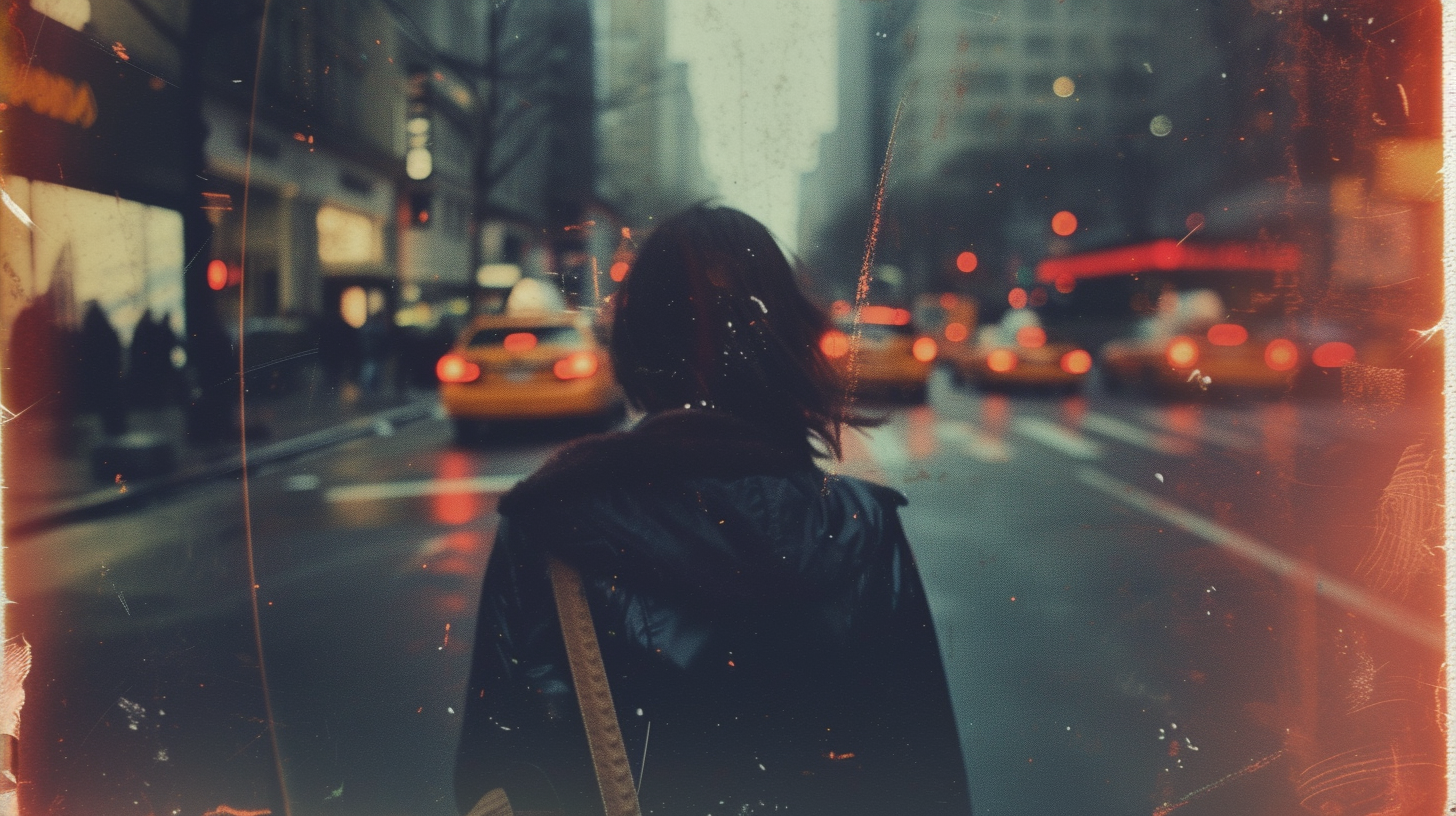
(1036, 239, 1302, 282)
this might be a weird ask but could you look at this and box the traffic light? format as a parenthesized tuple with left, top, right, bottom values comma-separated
(409, 189, 432, 227)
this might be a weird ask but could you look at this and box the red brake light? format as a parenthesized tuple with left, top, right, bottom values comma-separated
(860, 305, 911, 325)
(436, 354, 481, 384)
(821, 330, 850, 359)
(1015, 326, 1047, 349)
(1264, 338, 1298, 371)
(1060, 349, 1092, 375)
(986, 349, 1018, 373)
(1166, 337, 1199, 368)
(1312, 341, 1356, 368)
(1206, 323, 1248, 346)
(912, 337, 938, 362)
(554, 351, 598, 380)
(503, 332, 538, 353)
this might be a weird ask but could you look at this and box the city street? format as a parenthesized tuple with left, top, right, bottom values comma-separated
(13, 373, 1443, 816)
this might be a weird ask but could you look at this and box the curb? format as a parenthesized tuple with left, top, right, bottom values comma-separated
(6, 399, 440, 537)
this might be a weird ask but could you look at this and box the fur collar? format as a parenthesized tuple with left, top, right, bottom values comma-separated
(497, 409, 817, 518)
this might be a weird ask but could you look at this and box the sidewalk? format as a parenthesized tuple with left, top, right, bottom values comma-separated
(4, 368, 439, 536)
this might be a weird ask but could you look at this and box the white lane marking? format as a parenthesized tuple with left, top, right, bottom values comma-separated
(326, 475, 525, 503)
(1077, 468, 1441, 650)
(935, 420, 1012, 463)
(1140, 409, 1259, 451)
(1013, 417, 1103, 460)
(1082, 412, 1196, 456)
(284, 474, 321, 491)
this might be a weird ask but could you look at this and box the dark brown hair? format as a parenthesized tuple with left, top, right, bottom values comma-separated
(610, 204, 866, 460)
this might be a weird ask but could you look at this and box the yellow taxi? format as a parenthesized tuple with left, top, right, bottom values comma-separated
(821, 305, 939, 402)
(1100, 290, 1299, 396)
(956, 308, 1092, 391)
(436, 311, 624, 440)
(914, 293, 979, 379)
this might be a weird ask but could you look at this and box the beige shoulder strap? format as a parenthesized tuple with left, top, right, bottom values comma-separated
(548, 557, 643, 816)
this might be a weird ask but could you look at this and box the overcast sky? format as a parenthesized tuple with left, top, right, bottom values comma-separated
(666, 0, 838, 254)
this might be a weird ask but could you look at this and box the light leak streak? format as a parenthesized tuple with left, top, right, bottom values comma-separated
(1443, 0, 1456, 811)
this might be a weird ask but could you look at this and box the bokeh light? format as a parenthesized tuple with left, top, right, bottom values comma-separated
(340, 285, 368, 329)
(1052, 76, 1075, 97)
(1007, 287, 1028, 309)
(1060, 349, 1093, 375)
(1015, 325, 1047, 349)
(820, 329, 850, 358)
(1051, 210, 1078, 236)
(956, 251, 978, 273)
(1150, 114, 1173, 136)
(986, 349, 1018, 373)
(944, 322, 969, 343)
(1264, 338, 1298, 371)
(206, 259, 228, 291)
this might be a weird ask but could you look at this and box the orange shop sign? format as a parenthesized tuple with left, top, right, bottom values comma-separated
(0, 58, 98, 128)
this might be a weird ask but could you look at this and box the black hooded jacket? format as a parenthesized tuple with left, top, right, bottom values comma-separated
(454, 409, 971, 815)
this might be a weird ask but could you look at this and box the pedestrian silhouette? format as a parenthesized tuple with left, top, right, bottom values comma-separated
(77, 301, 127, 435)
(4, 290, 73, 421)
(185, 318, 236, 444)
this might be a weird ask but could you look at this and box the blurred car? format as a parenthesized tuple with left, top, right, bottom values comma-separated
(437, 311, 625, 440)
(1100, 290, 1300, 395)
(954, 308, 1092, 391)
(914, 292, 979, 378)
(1289, 315, 1428, 398)
(821, 305, 939, 402)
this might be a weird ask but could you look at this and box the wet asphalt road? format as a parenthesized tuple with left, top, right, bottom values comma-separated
(11, 371, 1444, 816)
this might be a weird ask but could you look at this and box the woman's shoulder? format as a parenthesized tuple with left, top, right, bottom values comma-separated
(497, 408, 819, 519)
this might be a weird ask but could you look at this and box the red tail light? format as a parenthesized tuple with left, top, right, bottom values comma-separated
(912, 336, 938, 362)
(554, 351, 598, 380)
(986, 349, 1018, 373)
(1264, 338, 1298, 371)
(1060, 349, 1092, 375)
(861, 305, 911, 325)
(821, 330, 851, 359)
(1312, 341, 1356, 368)
(1166, 337, 1199, 368)
(1015, 326, 1046, 349)
(436, 354, 481, 384)
(1206, 323, 1248, 346)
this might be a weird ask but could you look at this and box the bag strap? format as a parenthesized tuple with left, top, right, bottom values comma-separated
(547, 557, 642, 816)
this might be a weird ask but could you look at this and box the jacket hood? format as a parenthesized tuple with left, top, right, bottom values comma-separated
(497, 409, 906, 608)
